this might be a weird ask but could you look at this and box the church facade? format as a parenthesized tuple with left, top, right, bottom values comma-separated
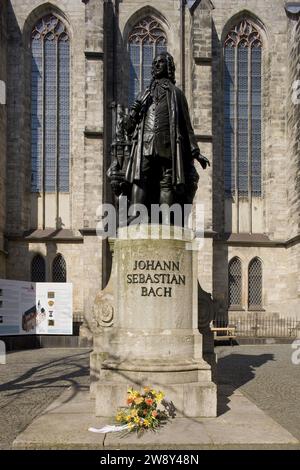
(0, 0, 299, 329)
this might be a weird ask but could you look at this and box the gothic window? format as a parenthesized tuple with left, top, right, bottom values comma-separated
(248, 257, 262, 309)
(31, 14, 70, 193)
(224, 19, 262, 197)
(128, 17, 167, 104)
(228, 257, 242, 307)
(52, 254, 67, 282)
(31, 254, 46, 282)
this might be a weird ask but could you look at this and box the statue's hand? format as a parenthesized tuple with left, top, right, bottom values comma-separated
(194, 152, 210, 170)
(130, 100, 142, 115)
(123, 114, 136, 134)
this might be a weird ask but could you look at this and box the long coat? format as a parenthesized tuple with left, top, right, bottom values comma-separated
(125, 80, 200, 187)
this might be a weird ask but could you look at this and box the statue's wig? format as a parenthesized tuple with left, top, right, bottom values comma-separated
(151, 51, 176, 84)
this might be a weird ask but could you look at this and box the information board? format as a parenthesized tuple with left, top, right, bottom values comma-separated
(0, 280, 73, 336)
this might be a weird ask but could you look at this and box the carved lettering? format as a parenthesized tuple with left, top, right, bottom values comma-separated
(127, 259, 185, 298)
(133, 260, 180, 271)
(141, 286, 173, 297)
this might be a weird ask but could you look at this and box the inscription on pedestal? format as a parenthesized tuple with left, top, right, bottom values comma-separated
(126, 259, 186, 297)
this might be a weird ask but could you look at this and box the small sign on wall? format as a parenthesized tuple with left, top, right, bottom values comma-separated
(0, 80, 6, 105)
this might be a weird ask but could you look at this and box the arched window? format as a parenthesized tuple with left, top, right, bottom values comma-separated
(31, 14, 70, 193)
(248, 257, 262, 309)
(128, 17, 167, 104)
(228, 257, 242, 307)
(52, 254, 67, 282)
(224, 19, 262, 197)
(31, 254, 46, 282)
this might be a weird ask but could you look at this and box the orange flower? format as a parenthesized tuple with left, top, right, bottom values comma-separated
(127, 397, 134, 405)
(152, 410, 158, 418)
(145, 398, 153, 406)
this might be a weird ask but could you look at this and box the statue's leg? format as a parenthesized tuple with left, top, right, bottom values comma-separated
(131, 182, 147, 205)
(127, 155, 151, 225)
(159, 161, 175, 224)
(127, 182, 149, 225)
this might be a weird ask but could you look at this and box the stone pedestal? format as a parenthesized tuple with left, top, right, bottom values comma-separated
(92, 225, 217, 418)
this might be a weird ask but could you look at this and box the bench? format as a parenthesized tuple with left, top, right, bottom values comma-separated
(210, 326, 237, 346)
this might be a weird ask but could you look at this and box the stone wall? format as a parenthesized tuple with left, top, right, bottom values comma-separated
(0, 0, 7, 277)
(207, 0, 300, 319)
(4, 0, 104, 322)
(6, 0, 86, 234)
(286, 10, 300, 319)
(2, 0, 300, 322)
(213, 241, 300, 319)
(210, 0, 289, 239)
(286, 10, 300, 235)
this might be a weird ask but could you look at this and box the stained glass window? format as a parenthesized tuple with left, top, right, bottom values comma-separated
(224, 19, 262, 197)
(228, 257, 242, 307)
(128, 17, 167, 104)
(31, 14, 70, 193)
(248, 258, 262, 308)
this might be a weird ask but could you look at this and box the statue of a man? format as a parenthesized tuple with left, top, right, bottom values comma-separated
(123, 51, 210, 214)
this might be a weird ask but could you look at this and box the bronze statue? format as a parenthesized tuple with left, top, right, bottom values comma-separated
(108, 51, 209, 224)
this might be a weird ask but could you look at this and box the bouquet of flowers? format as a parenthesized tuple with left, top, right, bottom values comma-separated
(115, 386, 170, 435)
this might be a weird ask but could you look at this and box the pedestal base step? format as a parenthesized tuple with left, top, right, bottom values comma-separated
(12, 385, 299, 450)
(96, 381, 217, 418)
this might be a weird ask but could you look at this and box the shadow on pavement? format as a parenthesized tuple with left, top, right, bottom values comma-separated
(0, 351, 90, 401)
(217, 352, 274, 416)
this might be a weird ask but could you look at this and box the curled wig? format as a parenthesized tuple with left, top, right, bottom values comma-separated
(151, 51, 176, 84)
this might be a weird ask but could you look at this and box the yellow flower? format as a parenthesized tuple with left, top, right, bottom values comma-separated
(127, 388, 139, 398)
(143, 419, 150, 427)
(130, 409, 138, 417)
(128, 422, 135, 430)
(134, 396, 144, 405)
(143, 386, 150, 393)
(133, 416, 140, 424)
(155, 391, 164, 402)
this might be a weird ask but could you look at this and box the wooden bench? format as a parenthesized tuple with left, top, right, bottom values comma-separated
(211, 326, 237, 346)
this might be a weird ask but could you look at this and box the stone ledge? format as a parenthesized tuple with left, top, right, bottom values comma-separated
(6, 229, 84, 243)
(84, 50, 104, 60)
(194, 57, 212, 65)
(195, 134, 213, 142)
(84, 127, 103, 138)
(215, 233, 300, 247)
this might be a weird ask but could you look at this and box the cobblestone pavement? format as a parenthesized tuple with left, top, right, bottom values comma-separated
(216, 344, 300, 442)
(0, 349, 90, 450)
(0, 345, 299, 449)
